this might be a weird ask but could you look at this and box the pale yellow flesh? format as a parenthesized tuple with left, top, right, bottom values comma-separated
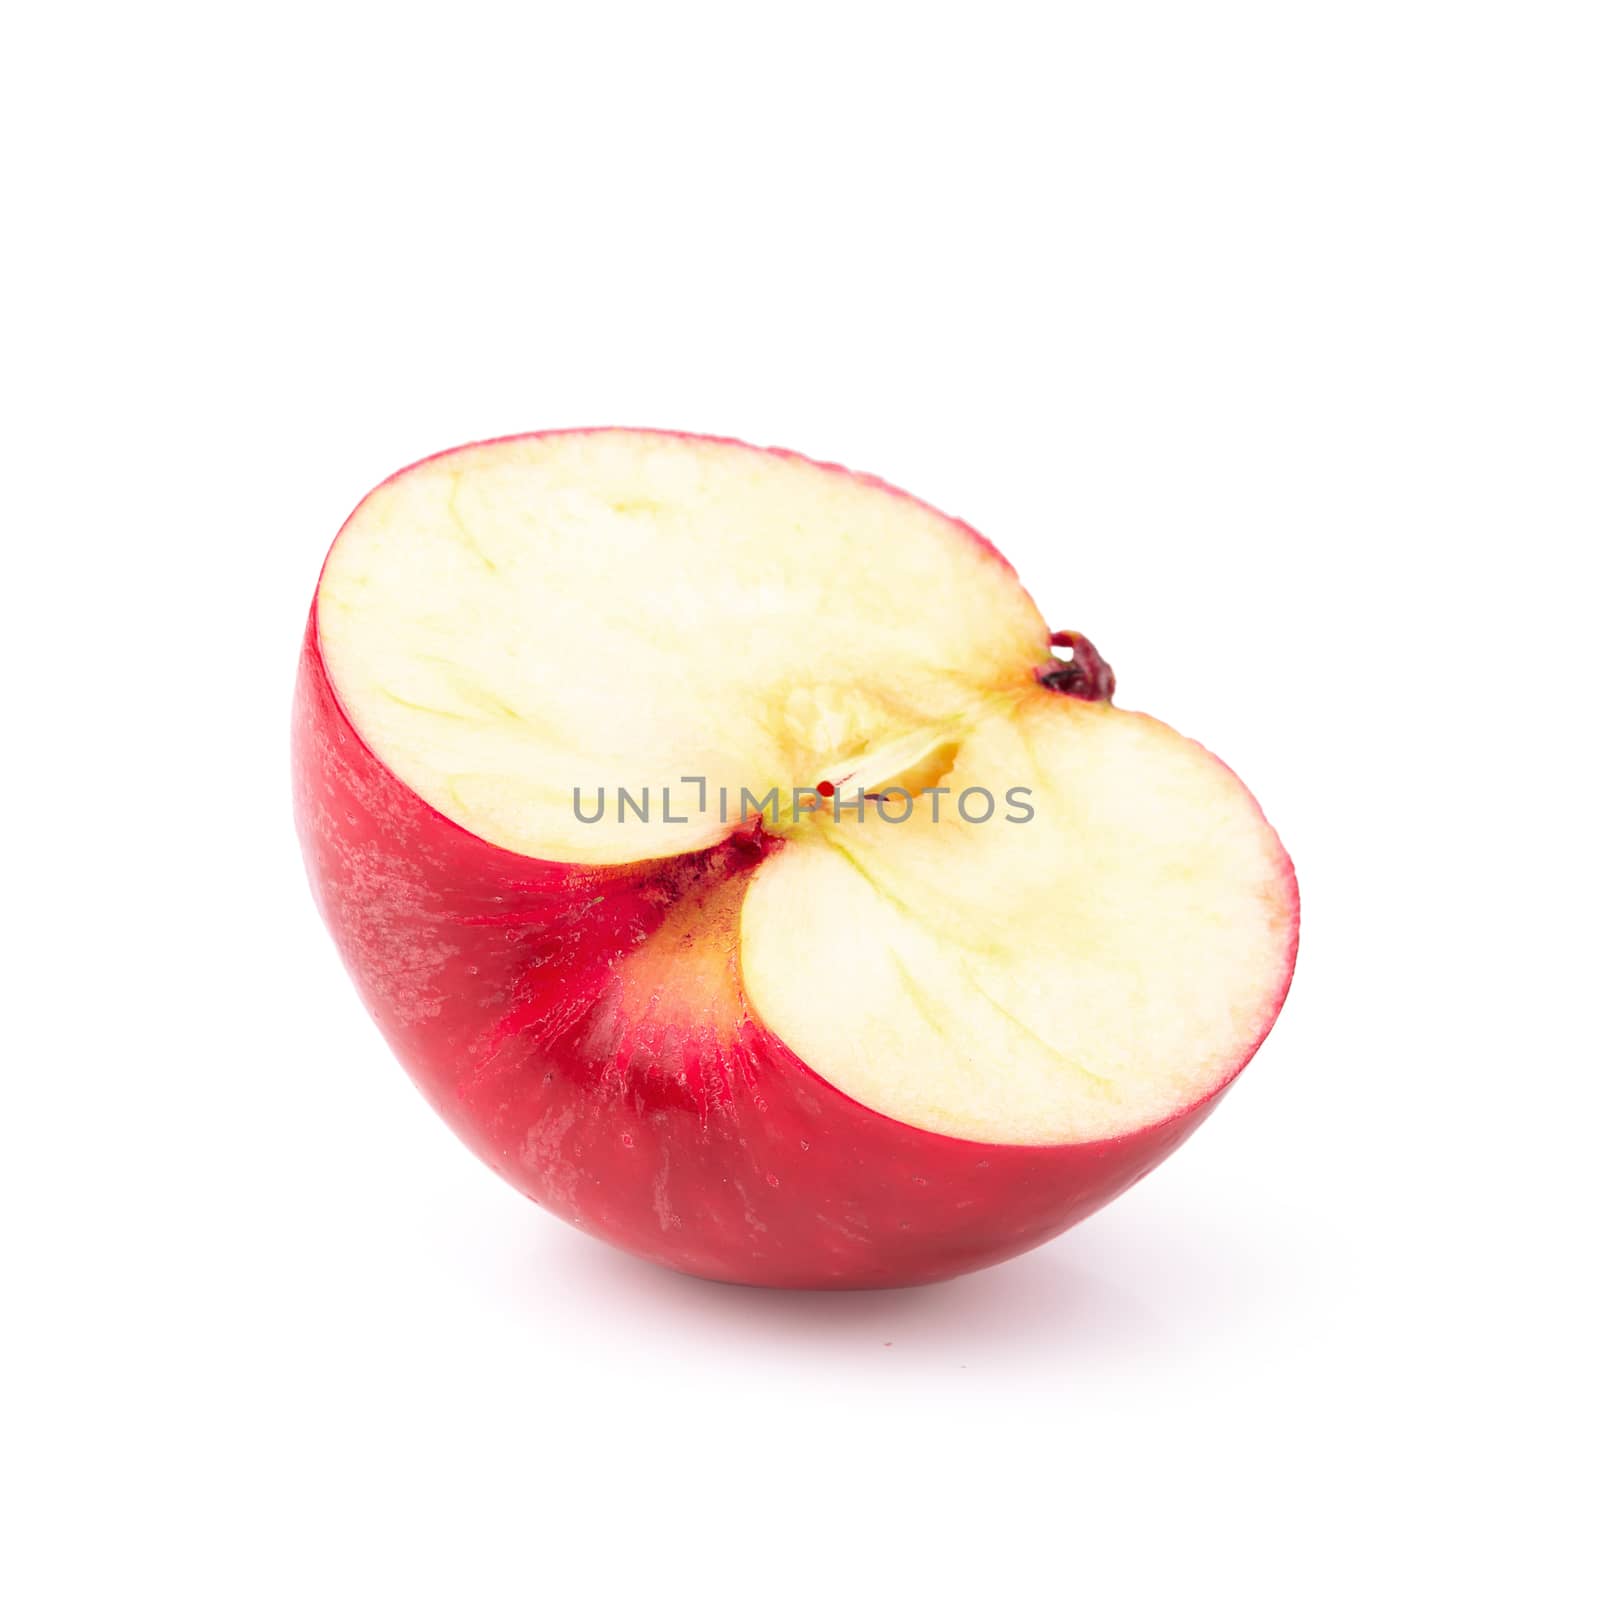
(318, 431, 1048, 864)
(741, 697, 1293, 1143)
(319, 431, 1294, 1145)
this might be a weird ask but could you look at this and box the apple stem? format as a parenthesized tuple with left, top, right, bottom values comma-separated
(1040, 631, 1116, 702)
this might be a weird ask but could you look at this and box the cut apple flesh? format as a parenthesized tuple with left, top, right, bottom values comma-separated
(317, 430, 1045, 865)
(318, 430, 1295, 1147)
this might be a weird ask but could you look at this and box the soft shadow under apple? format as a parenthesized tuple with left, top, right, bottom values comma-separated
(490, 1204, 1278, 1373)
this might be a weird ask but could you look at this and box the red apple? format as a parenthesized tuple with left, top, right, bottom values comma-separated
(293, 429, 1297, 1288)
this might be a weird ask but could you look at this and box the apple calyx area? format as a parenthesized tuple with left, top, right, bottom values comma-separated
(299, 428, 1296, 1286)
(1038, 629, 1116, 702)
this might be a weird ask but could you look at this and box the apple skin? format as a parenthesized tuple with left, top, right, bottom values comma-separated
(293, 617, 1296, 1291)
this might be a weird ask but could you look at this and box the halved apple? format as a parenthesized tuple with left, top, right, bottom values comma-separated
(294, 429, 1297, 1288)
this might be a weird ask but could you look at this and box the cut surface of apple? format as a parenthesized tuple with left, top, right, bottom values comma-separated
(316, 430, 1044, 865)
(299, 429, 1296, 1284)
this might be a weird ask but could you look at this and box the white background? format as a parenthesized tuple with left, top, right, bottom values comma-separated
(5, 4, 1596, 1595)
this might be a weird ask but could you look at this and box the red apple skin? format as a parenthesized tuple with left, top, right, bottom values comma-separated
(293, 621, 1297, 1291)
